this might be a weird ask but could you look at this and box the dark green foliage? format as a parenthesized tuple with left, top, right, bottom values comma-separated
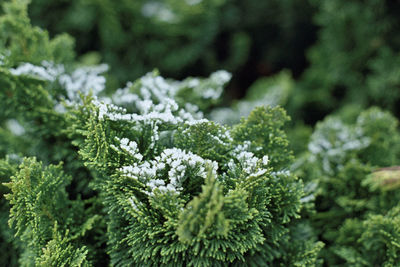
(292, 0, 400, 122)
(0, 157, 20, 266)
(3, 0, 400, 266)
(295, 107, 400, 265)
(0, 0, 75, 66)
(333, 206, 400, 266)
(232, 106, 293, 169)
(27, 0, 316, 90)
(5, 158, 96, 266)
(71, 90, 317, 265)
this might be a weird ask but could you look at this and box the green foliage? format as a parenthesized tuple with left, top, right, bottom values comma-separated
(4, 158, 97, 266)
(4, 0, 400, 266)
(333, 206, 400, 266)
(211, 71, 294, 125)
(231, 106, 293, 169)
(356, 108, 400, 166)
(37, 224, 90, 267)
(1, 6, 319, 261)
(293, 0, 400, 121)
(27, 0, 315, 89)
(70, 79, 316, 265)
(0, 1, 109, 264)
(295, 107, 400, 265)
(0, 157, 20, 266)
(0, 0, 75, 66)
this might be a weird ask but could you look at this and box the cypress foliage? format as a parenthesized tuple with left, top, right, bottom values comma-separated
(69, 70, 320, 265)
(4, 158, 95, 266)
(5, 0, 400, 266)
(295, 107, 400, 265)
(1, 3, 322, 264)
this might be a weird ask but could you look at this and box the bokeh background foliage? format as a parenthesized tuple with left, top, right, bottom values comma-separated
(26, 0, 400, 122)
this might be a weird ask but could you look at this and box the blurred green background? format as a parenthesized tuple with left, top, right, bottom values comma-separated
(26, 0, 400, 125)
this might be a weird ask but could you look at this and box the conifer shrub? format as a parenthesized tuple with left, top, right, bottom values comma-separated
(0, 48, 323, 266)
(0, 2, 323, 265)
(294, 107, 400, 265)
(3, 0, 400, 266)
(67, 74, 322, 265)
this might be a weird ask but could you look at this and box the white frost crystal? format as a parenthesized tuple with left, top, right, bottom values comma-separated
(59, 64, 108, 99)
(10, 61, 108, 101)
(117, 137, 143, 161)
(120, 148, 218, 196)
(307, 117, 370, 174)
(262, 155, 269, 166)
(10, 61, 63, 82)
(6, 119, 25, 136)
(211, 70, 232, 85)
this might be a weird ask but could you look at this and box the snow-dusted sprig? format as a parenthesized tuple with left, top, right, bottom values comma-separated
(93, 76, 207, 126)
(10, 61, 64, 82)
(179, 70, 231, 101)
(221, 139, 271, 184)
(58, 64, 108, 99)
(92, 99, 127, 120)
(111, 137, 143, 162)
(92, 98, 189, 124)
(308, 117, 370, 174)
(10, 61, 108, 101)
(6, 119, 25, 136)
(111, 83, 138, 106)
(120, 148, 218, 196)
(112, 70, 229, 116)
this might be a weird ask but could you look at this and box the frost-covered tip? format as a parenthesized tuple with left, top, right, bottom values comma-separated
(92, 100, 109, 120)
(248, 169, 268, 179)
(140, 73, 175, 100)
(117, 137, 143, 161)
(112, 83, 138, 105)
(58, 64, 108, 100)
(141, 2, 177, 22)
(10, 61, 64, 82)
(187, 78, 200, 88)
(10, 61, 108, 100)
(202, 87, 222, 100)
(129, 197, 139, 212)
(120, 148, 218, 197)
(92, 99, 128, 120)
(6, 119, 25, 136)
(211, 70, 232, 84)
(92, 95, 205, 125)
(262, 155, 269, 166)
(236, 151, 258, 174)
